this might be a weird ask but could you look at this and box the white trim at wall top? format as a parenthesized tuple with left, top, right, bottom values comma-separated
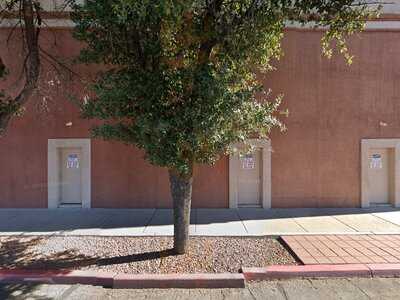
(286, 20, 400, 30)
(0, 19, 75, 28)
(2, 18, 400, 30)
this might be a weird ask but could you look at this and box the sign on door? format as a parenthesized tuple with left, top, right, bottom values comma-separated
(241, 154, 256, 169)
(370, 154, 382, 169)
(67, 154, 80, 169)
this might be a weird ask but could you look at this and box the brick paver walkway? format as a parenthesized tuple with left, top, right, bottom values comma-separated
(281, 235, 400, 265)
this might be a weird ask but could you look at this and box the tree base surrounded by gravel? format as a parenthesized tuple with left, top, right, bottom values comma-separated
(0, 236, 297, 274)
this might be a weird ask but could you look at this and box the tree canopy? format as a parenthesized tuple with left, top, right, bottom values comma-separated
(73, 0, 378, 176)
(0, 0, 380, 254)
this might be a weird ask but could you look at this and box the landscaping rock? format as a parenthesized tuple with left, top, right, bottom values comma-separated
(0, 236, 296, 273)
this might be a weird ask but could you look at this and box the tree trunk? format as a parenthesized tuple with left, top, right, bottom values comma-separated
(169, 168, 193, 254)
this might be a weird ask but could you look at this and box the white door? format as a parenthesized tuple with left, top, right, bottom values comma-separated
(237, 150, 262, 207)
(59, 147, 82, 205)
(367, 148, 394, 205)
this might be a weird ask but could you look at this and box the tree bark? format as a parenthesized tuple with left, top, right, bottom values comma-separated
(169, 168, 193, 254)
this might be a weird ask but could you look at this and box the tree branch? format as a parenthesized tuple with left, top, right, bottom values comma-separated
(0, 0, 41, 135)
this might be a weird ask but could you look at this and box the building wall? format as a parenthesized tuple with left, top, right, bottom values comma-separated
(0, 28, 228, 208)
(380, 0, 400, 14)
(0, 24, 400, 208)
(268, 29, 400, 208)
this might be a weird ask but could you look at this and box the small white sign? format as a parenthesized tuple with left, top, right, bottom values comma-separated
(67, 154, 80, 169)
(242, 154, 255, 169)
(370, 154, 382, 169)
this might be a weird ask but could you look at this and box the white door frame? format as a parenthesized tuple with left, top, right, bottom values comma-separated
(361, 138, 400, 208)
(48, 139, 91, 208)
(229, 139, 272, 209)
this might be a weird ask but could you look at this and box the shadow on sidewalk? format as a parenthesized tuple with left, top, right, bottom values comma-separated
(0, 237, 180, 299)
(0, 237, 97, 270)
(96, 248, 175, 266)
(0, 236, 177, 270)
(0, 208, 400, 234)
(0, 283, 53, 300)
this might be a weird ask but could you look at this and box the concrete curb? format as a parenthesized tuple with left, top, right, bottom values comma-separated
(242, 263, 400, 281)
(1, 264, 400, 289)
(113, 273, 245, 289)
(242, 265, 371, 281)
(0, 270, 245, 289)
(0, 270, 114, 287)
(367, 264, 400, 277)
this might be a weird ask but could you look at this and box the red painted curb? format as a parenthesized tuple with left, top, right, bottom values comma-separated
(242, 264, 372, 281)
(0, 270, 245, 289)
(51, 270, 114, 287)
(113, 273, 246, 289)
(0, 270, 114, 287)
(367, 264, 400, 277)
(3, 264, 400, 288)
(0, 270, 62, 284)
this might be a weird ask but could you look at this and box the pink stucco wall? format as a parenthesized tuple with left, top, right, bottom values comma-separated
(1, 26, 400, 208)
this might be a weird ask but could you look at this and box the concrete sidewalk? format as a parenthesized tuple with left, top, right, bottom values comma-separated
(2, 277, 400, 299)
(0, 208, 399, 236)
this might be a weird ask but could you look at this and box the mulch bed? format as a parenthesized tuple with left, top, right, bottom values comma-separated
(0, 236, 296, 273)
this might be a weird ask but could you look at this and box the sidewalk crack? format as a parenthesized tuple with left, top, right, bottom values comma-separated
(371, 213, 400, 231)
(331, 215, 361, 233)
(277, 282, 289, 300)
(57, 285, 79, 300)
(291, 218, 308, 233)
(247, 286, 257, 300)
(236, 210, 249, 234)
(143, 209, 157, 234)
(346, 278, 372, 299)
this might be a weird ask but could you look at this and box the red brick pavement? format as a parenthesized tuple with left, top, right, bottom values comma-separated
(281, 235, 400, 265)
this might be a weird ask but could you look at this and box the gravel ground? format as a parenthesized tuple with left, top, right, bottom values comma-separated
(0, 236, 296, 273)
